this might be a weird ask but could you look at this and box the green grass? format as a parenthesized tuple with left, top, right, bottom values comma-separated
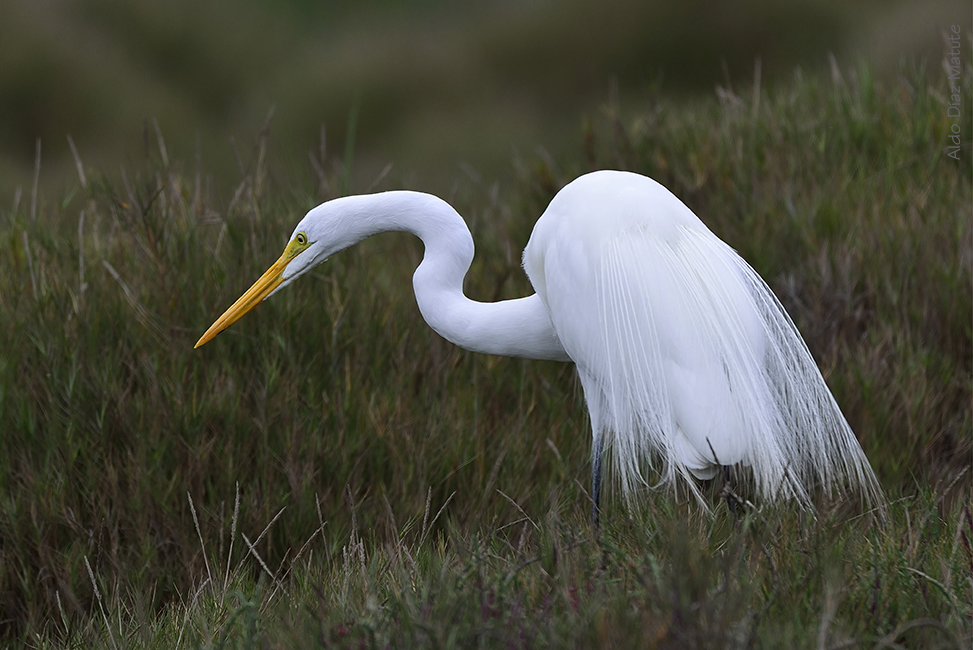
(1, 62, 970, 648)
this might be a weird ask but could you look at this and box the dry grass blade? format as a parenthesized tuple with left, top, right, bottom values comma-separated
(84, 556, 118, 650)
(30, 138, 40, 223)
(869, 618, 962, 650)
(418, 491, 455, 549)
(11, 185, 22, 214)
(366, 163, 394, 192)
(420, 487, 432, 544)
(101, 260, 168, 341)
(241, 532, 287, 598)
(902, 567, 961, 616)
(188, 492, 214, 599)
(55, 590, 68, 636)
(67, 135, 88, 191)
(153, 118, 169, 168)
(77, 210, 86, 306)
(174, 577, 211, 650)
(497, 489, 539, 531)
(253, 507, 286, 550)
(221, 482, 241, 608)
(22, 230, 37, 300)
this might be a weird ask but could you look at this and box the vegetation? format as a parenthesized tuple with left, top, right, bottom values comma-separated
(0, 0, 960, 198)
(0, 61, 970, 648)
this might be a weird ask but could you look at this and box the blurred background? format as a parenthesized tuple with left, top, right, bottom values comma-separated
(0, 0, 966, 198)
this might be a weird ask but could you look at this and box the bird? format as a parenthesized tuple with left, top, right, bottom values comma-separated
(195, 170, 883, 522)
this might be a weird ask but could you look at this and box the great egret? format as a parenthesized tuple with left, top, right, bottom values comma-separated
(196, 170, 882, 520)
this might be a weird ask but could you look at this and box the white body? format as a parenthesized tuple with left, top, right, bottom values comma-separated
(269, 170, 882, 506)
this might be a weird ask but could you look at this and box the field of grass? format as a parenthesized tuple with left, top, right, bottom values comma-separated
(0, 61, 970, 648)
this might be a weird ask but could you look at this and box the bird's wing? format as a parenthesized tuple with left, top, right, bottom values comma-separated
(527, 180, 881, 506)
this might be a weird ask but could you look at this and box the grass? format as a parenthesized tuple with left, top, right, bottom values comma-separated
(0, 61, 970, 648)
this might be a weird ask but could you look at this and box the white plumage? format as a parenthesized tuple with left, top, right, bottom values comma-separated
(525, 172, 880, 506)
(197, 169, 883, 517)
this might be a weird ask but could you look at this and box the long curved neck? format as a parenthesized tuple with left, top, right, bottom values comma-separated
(331, 191, 569, 361)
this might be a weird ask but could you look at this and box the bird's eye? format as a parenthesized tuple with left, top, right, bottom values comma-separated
(296, 232, 308, 246)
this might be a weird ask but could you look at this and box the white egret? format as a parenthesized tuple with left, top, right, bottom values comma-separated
(196, 170, 882, 520)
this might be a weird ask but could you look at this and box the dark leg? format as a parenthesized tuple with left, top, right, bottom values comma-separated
(720, 466, 741, 518)
(590, 430, 603, 529)
(579, 373, 605, 531)
(706, 438, 741, 517)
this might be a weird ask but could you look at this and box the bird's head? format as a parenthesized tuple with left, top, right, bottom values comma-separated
(194, 207, 338, 348)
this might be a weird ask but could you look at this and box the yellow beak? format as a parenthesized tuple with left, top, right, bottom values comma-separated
(194, 250, 293, 348)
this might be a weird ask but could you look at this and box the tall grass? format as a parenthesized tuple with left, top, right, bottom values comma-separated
(0, 62, 969, 647)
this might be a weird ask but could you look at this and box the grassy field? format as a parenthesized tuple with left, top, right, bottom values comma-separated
(1, 62, 970, 648)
